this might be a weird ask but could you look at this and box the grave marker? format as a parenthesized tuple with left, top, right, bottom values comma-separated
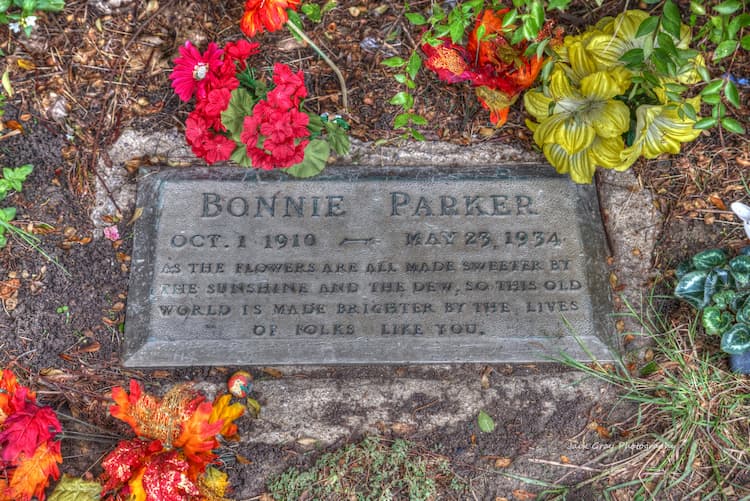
(124, 165, 615, 366)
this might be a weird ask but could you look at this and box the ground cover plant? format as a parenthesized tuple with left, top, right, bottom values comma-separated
(0, 0, 747, 498)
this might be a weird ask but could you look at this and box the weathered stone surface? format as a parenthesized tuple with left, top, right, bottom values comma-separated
(124, 165, 615, 366)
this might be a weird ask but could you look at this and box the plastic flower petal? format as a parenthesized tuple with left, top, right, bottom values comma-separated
(169, 41, 223, 102)
(621, 97, 702, 164)
(240, 0, 301, 37)
(543, 135, 632, 184)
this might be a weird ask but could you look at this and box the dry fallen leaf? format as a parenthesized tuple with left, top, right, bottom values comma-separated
(494, 457, 512, 468)
(560, 455, 570, 464)
(391, 422, 416, 435)
(262, 367, 283, 378)
(296, 437, 318, 449)
(512, 489, 536, 500)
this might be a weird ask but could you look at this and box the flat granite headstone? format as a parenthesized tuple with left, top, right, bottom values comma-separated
(123, 165, 615, 367)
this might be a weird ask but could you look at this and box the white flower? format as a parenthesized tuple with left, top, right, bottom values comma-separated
(8, 22, 21, 33)
(731, 201, 750, 239)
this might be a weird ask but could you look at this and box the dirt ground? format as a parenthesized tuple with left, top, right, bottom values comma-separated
(0, 0, 748, 498)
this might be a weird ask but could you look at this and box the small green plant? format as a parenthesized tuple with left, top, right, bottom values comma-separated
(0, 164, 32, 248)
(674, 248, 750, 356)
(558, 292, 750, 498)
(477, 410, 495, 433)
(0, 0, 65, 36)
(643, 0, 748, 134)
(56, 304, 70, 324)
(267, 435, 467, 500)
(300, 0, 336, 23)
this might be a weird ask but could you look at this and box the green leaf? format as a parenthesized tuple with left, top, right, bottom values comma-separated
(284, 140, 330, 178)
(712, 290, 736, 309)
(0, 207, 16, 222)
(742, 34, 750, 51)
(0, 232, 6, 248)
(230, 145, 254, 168)
(323, 121, 350, 156)
(714, 0, 742, 15)
(393, 113, 410, 129)
(702, 94, 721, 105)
(382, 56, 406, 68)
(449, 19, 464, 43)
(0, 0, 10, 11)
(729, 256, 750, 288)
(301, 3, 322, 23)
(674, 270, 710, 309)
(307, 113, 325, 137)
(547, 0, 571, 10)
(405, 12, 427, 25)
(702, 307, 733, 335)
(502, 8, 518, 27)
(639, 360, 660, 376)
(620, 48, 645, 67)
(721, 324, 750, 354)
(681, 102, 697, 120)
(286, 9, 304, 36)
(693, 249, 727, 270)
(389, 91, 414, 109)
(725, 80, 740, 108)
(722, 117, 745, 134)
(411, 129, 425, 141)
(477, 410, 495, 433)
(530, 0, 544, 32)
(409, 113, 427, 126)
(221, 88, 256, 142)
(728, 13, 750, 39)
(36, 0, 64, 8)
(406, 51, 421, 80)
(662, 0, 683, 40)
(714, 40, 738, 61)
(701, 79, 724, 96)
(636, 16, 659, 38)
(48, 474, 102, 501)
(737, 298, 750, 324)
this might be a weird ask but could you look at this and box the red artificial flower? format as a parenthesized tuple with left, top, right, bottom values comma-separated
(421, 9, 547, 126)
(240, 100, 309, 170)
(201, 134, 236, 164)
(169, 41, 224, 102)
(267, 63, 307, 109)
(240, 0, 301, 37)
(224, 39, 260, 72)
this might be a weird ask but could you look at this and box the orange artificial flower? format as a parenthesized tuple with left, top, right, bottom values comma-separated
(422, 9, 550, 126)
(240, 0, 302, 37)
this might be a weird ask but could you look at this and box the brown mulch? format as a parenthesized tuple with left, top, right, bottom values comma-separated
(0, 0, 748, 497)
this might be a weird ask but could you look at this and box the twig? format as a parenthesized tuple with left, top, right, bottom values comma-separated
(285, 21, 348, 111)
(0, 129, 22, 142)
(527, 458, 602, 472)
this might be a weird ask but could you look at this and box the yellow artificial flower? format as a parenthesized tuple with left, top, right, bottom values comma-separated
(621, 96, 702, 165)
(542, 136, 632, 184)
(524, 66, 630, 159)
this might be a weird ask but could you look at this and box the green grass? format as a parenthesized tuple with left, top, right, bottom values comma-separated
(558, 290, 750, 500)
(267, 435, 467, 501)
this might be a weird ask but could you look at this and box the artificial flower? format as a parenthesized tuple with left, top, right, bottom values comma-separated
(524, 9, 704, 183)
(620, 96, 702, 165)
(422, 9, 551, 126)
(241, 100, 309, 170)
(240, 0, 301, 37)
(169, 41, 224, 101)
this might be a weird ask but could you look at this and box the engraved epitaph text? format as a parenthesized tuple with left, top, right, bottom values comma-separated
(124, 166, 614, 366)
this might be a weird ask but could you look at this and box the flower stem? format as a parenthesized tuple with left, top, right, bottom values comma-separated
(286, 20, 348, 111)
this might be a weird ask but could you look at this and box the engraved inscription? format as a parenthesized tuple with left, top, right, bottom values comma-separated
(124, 169, 614, 366)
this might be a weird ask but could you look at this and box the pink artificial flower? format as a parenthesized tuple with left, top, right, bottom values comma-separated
(169, 41, 224, 101)
(103, 225, 120, 241)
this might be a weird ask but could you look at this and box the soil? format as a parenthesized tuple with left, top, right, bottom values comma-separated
(0, 0, 748, 499)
